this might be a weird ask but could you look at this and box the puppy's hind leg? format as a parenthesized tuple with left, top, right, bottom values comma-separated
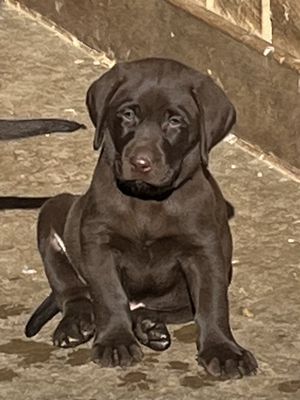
(29, 194, 94, 347)
(43, 236, 95, 348)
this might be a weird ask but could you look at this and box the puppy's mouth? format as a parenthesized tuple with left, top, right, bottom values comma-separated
(116, 179, 174, 201)
(114, 158, 179, 200)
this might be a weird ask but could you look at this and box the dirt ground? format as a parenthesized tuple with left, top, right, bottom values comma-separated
(0, 3, 299, 400)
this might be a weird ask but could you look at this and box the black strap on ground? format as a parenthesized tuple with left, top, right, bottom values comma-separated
(0, 119, 86, 140)
(0, 196, 50, 209)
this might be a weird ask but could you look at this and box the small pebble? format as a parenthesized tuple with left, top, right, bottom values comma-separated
(72, 37, 80, 47)
(64, 108, 77, 115)
(22, 265, 37, 274)
(239, 287, 248, 296)
(263, 46, 274, 56)
(223, 133, 237, 144)
(241, 307, 254, 318)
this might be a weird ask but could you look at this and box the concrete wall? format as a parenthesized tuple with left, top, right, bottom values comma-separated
(10, 0, 300, 171)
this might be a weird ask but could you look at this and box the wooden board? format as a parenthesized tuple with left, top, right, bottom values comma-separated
(214, 0, 262, 37)
(271, 0, 300, 59)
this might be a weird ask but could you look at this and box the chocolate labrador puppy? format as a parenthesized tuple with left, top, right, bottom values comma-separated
(0, 118, 85, 209)
(25, 58, 257, 379)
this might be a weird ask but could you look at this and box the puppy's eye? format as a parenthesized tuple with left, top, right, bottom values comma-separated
(168, 116, 182, 128)
(120, 108, 136, 122)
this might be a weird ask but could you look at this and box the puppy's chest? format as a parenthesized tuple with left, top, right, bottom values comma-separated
(101, 202, 195, 293)
(112, 232, 181, 262)
(108, 201, 193, 263)
(109, 211, 184, 263)
(112, 233, 185, 295)
(109, 198, 186, 238)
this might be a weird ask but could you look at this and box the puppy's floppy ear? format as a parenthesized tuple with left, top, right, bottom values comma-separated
(86, 65, 124, 150)
(192, 75, 236, 165)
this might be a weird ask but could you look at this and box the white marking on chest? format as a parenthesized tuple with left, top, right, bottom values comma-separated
(50, 230, 87, 286)
(50, 229, 69, 262)
(129, 302, 145, 311)
(52, 232, 67, 254)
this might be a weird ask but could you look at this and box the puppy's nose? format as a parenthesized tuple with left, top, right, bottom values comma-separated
(130, 155, 152, 173)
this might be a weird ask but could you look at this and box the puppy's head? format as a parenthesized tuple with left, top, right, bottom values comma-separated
(86, 58, 236, 200)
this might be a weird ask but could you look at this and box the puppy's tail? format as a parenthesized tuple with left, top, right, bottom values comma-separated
(25, 292, 59, 337)
(0, 118, 86, 140)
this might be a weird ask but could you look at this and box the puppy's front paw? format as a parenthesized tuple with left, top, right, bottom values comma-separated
(198, 342, 258, 379)
(134, 318, 171, 351)
(53, 299, 94, 348)
(92, 334, 143, 368)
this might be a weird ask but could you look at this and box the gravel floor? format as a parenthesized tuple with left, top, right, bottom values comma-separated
(0, 3, 299, 399)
